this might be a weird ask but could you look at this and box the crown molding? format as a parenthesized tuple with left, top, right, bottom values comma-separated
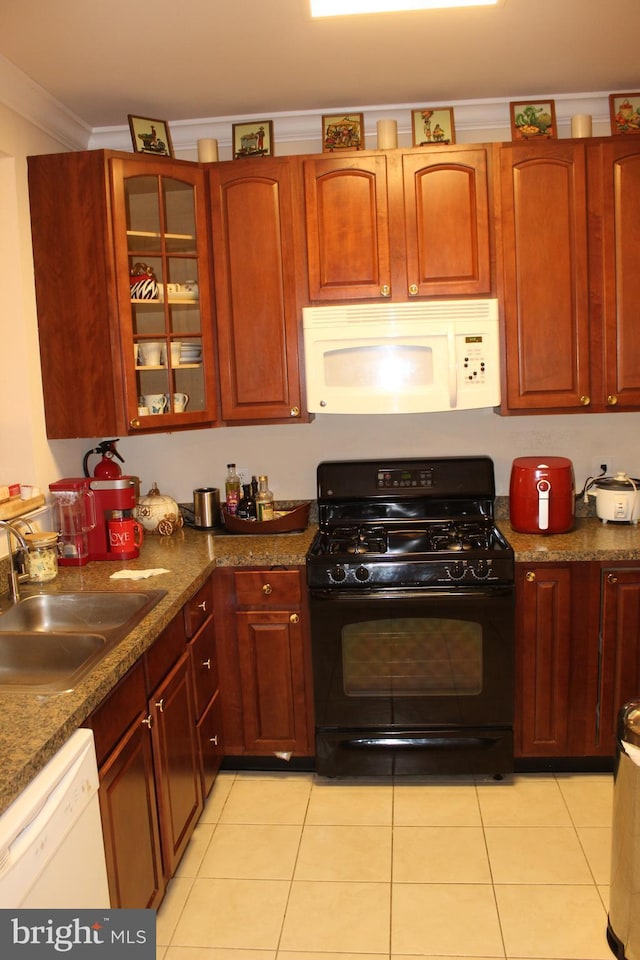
(0, 55, 90, 151)
(0, 54, 616, 155)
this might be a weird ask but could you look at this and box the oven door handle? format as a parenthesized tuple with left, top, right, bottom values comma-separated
(308, 586, 514, 601)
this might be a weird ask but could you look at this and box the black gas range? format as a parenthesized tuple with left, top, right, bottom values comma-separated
(306, 457, 515, 778)
(307, 456, 514, 591)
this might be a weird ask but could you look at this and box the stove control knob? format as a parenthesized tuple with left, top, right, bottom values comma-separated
(473, 560, 490, 579)
(448, 561, 465, 580)
(330, 565, 347, 582)
(355, 565, 370, 582)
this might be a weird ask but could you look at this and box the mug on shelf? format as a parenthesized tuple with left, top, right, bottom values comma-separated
(139, 341, 163, 367)
(142, 393, 168, 415)
(172, 392, 189, 413)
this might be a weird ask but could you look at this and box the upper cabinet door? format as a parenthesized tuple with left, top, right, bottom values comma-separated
(499, 142, 591, 412)
(303, 154, 391, 301)
(598, 142, 640, 409)
(209, 158, 306, 423)
(401, 148, 492, 297)
(111, 158, 218, 430)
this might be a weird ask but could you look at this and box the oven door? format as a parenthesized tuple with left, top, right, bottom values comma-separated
(309, 585, 514, 776)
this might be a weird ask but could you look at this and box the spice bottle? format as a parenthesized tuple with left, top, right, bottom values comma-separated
(256, 475, 274, 521)
(225, 464, 242, 515)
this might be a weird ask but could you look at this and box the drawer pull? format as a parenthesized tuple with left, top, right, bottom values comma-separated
(290, 613, 300, 624)
(197, 600, 208, 612)
(202, 658, 212, 670)
(262, 583, 273, 595)
(525, 571, 536, 582)
(608, 573, 619, 584)
(141, 714, 153, 729)
(209, 735, 219, 746)
(155, 698, 165, 713)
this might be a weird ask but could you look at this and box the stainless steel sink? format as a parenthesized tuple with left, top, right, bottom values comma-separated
(0, 590, 166, 694)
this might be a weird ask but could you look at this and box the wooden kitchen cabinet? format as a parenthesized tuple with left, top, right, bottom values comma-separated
(208, 158, 308, 423)
(89, 661, 165, 909)
(184, 578, 224, 795)
(145, 602, 203, 880)
(499, 138, 640, 414)
(214, 567, 314, 757)
(27, 150, 218, 438)
(515, 564, 574, 756)
(515, 561, 640, 762)
(303, 145, 492, 301)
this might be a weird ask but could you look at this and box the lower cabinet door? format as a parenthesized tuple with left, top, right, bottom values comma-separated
(197, 690, 224, 796)
(98, 717, 165, 909)
(236, 610, 309, 754)
(151, 651, 204, 878)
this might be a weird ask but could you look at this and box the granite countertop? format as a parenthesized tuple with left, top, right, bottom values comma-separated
(499, 516, 640, 562)
(1, 514, 639, 816)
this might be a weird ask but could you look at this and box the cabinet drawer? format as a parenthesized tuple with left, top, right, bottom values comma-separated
(90, 659, 147, 767)
(234, 569, 301, 607)
(184, 579, 214, 638)
(190, 621, 219, 718)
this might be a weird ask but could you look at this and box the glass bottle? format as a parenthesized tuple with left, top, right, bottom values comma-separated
(24, 531, 59, 583)
(225, 463, 242, 515)
(256, 475, 274, 521)
(237, 483, 257, 521)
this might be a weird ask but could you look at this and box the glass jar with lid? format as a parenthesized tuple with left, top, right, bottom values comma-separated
(25, 531, 59, 583)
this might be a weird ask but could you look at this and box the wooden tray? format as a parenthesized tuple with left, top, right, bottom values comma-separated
(221, 501, 311, 535)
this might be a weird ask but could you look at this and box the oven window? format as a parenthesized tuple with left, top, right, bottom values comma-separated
(342, 618, 482, 697)
(324, 345, 434, 390)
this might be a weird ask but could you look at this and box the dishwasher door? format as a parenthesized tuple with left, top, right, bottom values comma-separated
(0, 728, 110, 907)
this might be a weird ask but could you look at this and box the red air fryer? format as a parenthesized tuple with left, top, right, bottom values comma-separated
(509, 457, 575, 534)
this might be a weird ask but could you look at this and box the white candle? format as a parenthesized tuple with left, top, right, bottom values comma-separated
(197, 138, 219, 162)
(571, 115, 592, 138)
(377, 119, 398, 150)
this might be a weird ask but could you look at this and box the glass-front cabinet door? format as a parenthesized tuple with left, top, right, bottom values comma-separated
(110, 158, 217, 430)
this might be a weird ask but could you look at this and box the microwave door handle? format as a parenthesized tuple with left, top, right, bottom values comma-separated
(448, 330, 458, 409)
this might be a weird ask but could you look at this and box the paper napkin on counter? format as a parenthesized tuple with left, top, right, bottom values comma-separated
(109, 568, 170, 580)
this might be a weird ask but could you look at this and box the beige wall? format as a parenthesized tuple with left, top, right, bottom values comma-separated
(2, 100, 639, 517)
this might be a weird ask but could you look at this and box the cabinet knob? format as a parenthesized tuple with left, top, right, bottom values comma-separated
(607, 394, 618, 406)
(209, 735, 219, 746)
(198, 600, 208, 612)
(141, 714, 153, 728)
(607, 573, 619, 584)
(579, 395, 591, 406)
(129, 418, 142, 429)
(155, 698, 165, 713)
(202, 658, 212, 670)
(525, 571, 536, 582)
(380, 284, 391, 297)
(290, 406, 300, 417)
(408, 283, 419, 296)
(289, 613, 300, 624)
(262, 583, 273, 595)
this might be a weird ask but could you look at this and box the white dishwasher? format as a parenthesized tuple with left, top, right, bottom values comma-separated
(0, 728, 110, 907)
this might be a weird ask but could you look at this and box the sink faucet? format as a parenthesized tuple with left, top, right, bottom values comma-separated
(0, 520, 30, 602)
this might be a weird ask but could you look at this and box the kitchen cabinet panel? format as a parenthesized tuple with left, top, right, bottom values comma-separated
(209, 158, 307, 422)
(598, 568, 640, 753)
(500, 142, 591, 411)
(515, 565, 573, 756)
(214, 567, 314, 757)
(304, 154, 391, 301)
(27, 150, 218, 438)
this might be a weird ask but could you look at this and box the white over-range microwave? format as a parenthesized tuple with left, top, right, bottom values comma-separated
(302, 299, 501, 415)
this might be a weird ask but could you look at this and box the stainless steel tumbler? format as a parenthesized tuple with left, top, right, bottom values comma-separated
(193, 487, 220, 529)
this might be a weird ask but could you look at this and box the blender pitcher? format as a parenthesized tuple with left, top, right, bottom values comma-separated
(49, 480, 96, 565)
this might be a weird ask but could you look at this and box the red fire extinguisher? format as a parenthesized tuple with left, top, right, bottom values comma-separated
(83, 439, 125, 479)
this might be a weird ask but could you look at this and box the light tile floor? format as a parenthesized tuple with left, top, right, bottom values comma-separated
(156, 769, 615, 960)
